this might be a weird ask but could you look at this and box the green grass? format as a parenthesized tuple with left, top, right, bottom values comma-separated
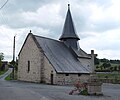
(5, 72, 17, 81)
(97, 73, 120, 78)
(5, 74, 12, 80)
(0, 70, 8, 75)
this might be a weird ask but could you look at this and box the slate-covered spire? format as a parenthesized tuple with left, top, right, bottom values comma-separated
(59, 4, 80, 50)
(59, 4, 80, 40)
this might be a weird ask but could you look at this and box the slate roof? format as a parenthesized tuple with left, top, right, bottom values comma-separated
(73, 48, 91, 59)
(33, 34, 92, 74)
(59, 4, 80, 40)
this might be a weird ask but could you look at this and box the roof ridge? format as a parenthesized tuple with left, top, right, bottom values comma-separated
(34, 35, 62, 43)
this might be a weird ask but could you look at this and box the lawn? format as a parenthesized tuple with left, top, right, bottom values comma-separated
(0, 70, 8, 76)
(97, 73, 120, 78)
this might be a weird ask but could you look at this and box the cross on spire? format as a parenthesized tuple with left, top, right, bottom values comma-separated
(68, 4, 70, 9)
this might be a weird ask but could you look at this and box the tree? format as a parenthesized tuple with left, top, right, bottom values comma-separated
(9, 59, 18, 71)
(102, 62, 111, 69)
(110, 59, 120, 64)
(94, 57, 100, 65)
(100, 58, 109, 63)
(99, 65, 104, 70)
(0, 53, 4, 61)
(0, 53, 4, 70)
(110, 67, 114, 72)
(118, 65, 120, 71)
(113, 66, 118, 71)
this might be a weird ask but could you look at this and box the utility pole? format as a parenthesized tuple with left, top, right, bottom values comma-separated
(12, 35, 16, 79)
(13, 35, 16, 62)
(0, 0, 9, 10)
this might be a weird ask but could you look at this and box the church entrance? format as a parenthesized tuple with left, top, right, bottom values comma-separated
(51, 71, 53, 85)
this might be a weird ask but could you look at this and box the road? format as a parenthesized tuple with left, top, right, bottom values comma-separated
(0, 68, 13, 80)
(0, 69, 120, 100)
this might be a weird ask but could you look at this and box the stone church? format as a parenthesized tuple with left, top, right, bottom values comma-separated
(18, 4, 95, 85)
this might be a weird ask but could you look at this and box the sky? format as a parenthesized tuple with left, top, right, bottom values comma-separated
(0, 0, 120, 61)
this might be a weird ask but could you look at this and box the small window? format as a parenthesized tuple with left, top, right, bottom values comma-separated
(78, 73, 81, 76)
(28, 61, 30, 73)
(65, 73, 69, 76)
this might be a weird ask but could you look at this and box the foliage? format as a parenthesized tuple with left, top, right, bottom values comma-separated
(102, 62, 111, 69)
(9, 60, 18, 71)
(95, 58, 120, 72)
(95, 58, 120, 65)
(110, 60, 120, 64)
(79, 89, 88, 95)
(9, 60, 16, 66)
(0, 53, 4, 68)
(8, 60, 18, 80)
(0, 53, 4, 61)
(5, 74, 12, 80)
(0, 70, 7, 75)
(100, 58, 109, 63)
(94, 57, 99, 65)
(69, 81, 88, 95)
(113, 66, 118, 71)
(110, 67, 114, 71)
(118, 65, 120, 70)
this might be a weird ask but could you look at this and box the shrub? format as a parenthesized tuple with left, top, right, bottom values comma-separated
(80, 89, 88, 95)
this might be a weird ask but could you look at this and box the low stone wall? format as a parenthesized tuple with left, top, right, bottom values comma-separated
(55, 74, 90, 85)
(99, 78, 120, 84)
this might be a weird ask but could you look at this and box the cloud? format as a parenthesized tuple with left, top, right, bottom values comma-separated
(80, 28, 120, 59)
(0, 0, 120, 61)
(88, 0, 120, 32)
(1, 0, 57, 13)
(0, 25, 16, 61)
(21, 4, 63, 28)
(94, 49, 120, 60)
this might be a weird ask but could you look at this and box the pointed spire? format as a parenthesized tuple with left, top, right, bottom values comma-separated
(59, 4, 80, 40)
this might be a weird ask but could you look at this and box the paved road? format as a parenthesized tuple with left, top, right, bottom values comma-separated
(0, 68, 13, 80)
(0, 71, 120, 100)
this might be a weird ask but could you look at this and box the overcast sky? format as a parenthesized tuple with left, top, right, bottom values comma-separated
(0, 0, 120, 61)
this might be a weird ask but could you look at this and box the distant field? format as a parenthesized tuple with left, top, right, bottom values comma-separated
(111, 63, 120, 66)
(97, 73, 120, 78)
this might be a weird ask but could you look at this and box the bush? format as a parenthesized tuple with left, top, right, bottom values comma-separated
(80, 89, 88, 95)
(5, 74, 13, 80)
(69, 81, 88, 95)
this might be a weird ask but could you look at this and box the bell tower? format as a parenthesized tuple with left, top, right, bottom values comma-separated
(59, 4, 80, 50)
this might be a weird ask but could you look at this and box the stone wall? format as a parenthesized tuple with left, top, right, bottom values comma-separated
(55, 74, 90, 85)
(43, 56, 56, 84)
(99, 78, 120, 84)
(18, 34, 43, 83)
